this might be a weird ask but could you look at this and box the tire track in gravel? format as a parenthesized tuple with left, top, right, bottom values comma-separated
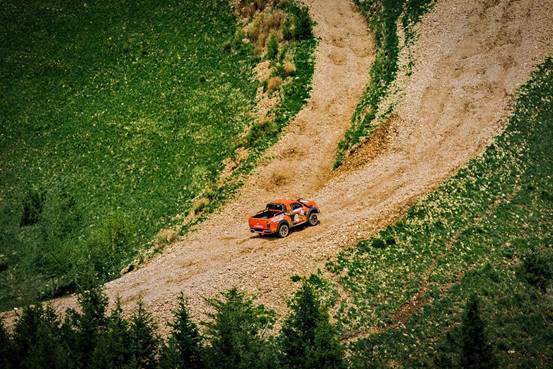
(6, 0, 553, 329)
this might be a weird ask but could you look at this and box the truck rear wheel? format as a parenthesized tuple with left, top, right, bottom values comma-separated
(278, 223, 289, 238)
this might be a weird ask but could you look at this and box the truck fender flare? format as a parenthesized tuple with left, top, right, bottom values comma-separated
(278, 220, 290, 229)
(308, 207, 319, 216)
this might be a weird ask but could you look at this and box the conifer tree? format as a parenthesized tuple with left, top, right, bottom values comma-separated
(59, 313, 79, 369)
(203, 288, 277, 369)
(0, 317, 14, 369)
(129, 301, 160, 369)
(91, 298, 132, 369)
(12, 304, 72, 369)
(434, 331, 460, 368)
(460, 296, 496, 369)
(160, 293, 203, 369)
(279, 282, 345, 369)
(73, 287, 109, 368)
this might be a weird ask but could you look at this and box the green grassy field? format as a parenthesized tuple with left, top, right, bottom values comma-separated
(320, 58, 553, 367)
(0, 0, 315, 310)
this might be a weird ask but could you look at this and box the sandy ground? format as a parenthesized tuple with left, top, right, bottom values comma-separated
(5, 0, 553, 329)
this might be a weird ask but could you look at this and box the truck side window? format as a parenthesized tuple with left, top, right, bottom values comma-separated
(291, 203, 302, 211)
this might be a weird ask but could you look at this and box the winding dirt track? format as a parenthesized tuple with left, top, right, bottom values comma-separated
(12, 0, 553, 326)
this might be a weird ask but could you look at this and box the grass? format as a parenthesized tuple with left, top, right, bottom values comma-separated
(334, 0, 434, 168)
(0, 0, 315, 310)
(323, 58, 553, 367)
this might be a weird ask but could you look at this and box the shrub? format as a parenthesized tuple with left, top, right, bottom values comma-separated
(267, 33, 279, 60)
(191, 197, 210, 216)
(20, 186, 45, 227)
(434, 331, 461, 368)
(267, 76, 283, 92)
(155, 228, 178, 245)
(82, 211, 137, 281)
(371, 238, 386, 249)
(283, 61, 296, 76)
(282, 3, 312, 41)
(246, 117, 279, 146)
(520, 249, 553, 292)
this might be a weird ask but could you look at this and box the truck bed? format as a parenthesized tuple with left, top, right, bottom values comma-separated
(251, 210, 281, 219)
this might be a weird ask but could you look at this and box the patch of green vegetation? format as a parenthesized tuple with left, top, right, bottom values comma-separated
(0, 0, 315, 310)
(184, 32, 316, 229)
(334, 0, 434, 167)
(326, 58, 553, 366)
(0, 281, 345, 369)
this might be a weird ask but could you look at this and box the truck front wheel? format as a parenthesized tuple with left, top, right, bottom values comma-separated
(308, 212, 319, 226)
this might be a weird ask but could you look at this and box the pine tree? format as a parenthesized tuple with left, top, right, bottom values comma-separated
(460, 296, 496, 369)
(279, 283, 345, 369)
(203, 288, 277, 369)
(434, 331, 460, 368)
(74, 287, 109, 368)
(159, 293, 203, 369)
(91, 298, 132, 369)
(159, 339, 182, 369)
(0, 317, 14, 369)
(128, 301, 160, 369)
(59, 313, 79, 369)
(11, 304, 72, 369)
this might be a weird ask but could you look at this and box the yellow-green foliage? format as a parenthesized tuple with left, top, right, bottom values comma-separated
(0, 0, 259, 309)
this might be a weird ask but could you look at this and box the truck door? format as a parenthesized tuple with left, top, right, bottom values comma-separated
(290, 202, 307, 225)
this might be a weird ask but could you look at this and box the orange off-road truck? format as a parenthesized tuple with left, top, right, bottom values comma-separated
(248, 199, 320, 237)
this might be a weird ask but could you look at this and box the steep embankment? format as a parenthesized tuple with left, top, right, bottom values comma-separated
(10, 0, 553, 327)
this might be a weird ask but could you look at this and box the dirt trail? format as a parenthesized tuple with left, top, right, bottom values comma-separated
(11, 0, 553, 327)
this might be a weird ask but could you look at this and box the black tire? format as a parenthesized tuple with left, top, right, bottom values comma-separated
(278, 223, 290, 238)
(308, 212, 319, 226)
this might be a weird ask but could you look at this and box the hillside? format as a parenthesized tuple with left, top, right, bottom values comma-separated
(0, 0, 315, 309)
(2, 0, 553, 367)
(4, 0, 546, 328)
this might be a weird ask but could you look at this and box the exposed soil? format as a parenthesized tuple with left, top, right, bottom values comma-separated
(5, 0, 553, 331)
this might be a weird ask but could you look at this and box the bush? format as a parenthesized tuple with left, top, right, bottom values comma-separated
(246, 117, 279, 146)
(267, 33, 279, 60)
(371, 238, 386, 249)
(267, 76, 283, 92)
(520, 249, 553, 292)
(282, 3, 312, 41)
(82, 211, 137, 281)
(31, 191, 83, 280)
(20, 186, 45, 227)
(283, 61, 296, 76)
